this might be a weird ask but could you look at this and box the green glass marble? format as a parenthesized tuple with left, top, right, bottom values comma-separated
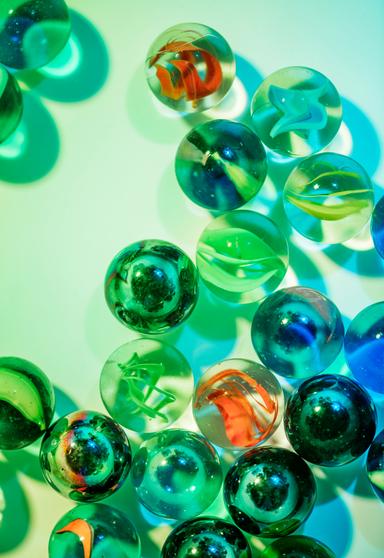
(224, 446, 316, 537)
(371, 195, 384, 259)
(146, 22, 235, 113)
(49, 503, 141, 558)
(175, 119, 267, 211)
(0, 356, 55, 450)
(0, 0, 71, 70)
(40, 410, 132, 502)
(105, 239, 198, 334)
(284, 374, 377, 467)
(260, 536, 336, 558)
(196, 210, 288, 302)
(161, 517, 252, 558)
(0, 66, 23, 142)
(250, 66, 342, 157)
(366, 428, 384, 502)
(283, 153, 374, 244)
(131, 429, 222, 520)
(100, 338, 193, 433)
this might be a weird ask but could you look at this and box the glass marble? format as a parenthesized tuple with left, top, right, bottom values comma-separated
(193, 358, 283, 450)
(0, 66, 23, 143)
(161, 517, 252, 558)
(250, 66, 342, 157)
(366, 428, 384, 502)
(283, 153, 374, 244)
(145, 23, 235, 113)
(224, 446, 316, 537)
(251, 287, 344, 379)
(285, 374, 377, 467)
(100, 338, 193, 433)
(131, 429, 222, 520)
(40, 410, 132, 502)
(344, 302, 384, 393)
(371, 196, 384, 259)
(49, 503, 141, 558)
(0, 356, 55, 450)
(196, 210, 288, 303)
(0, 0, 71, 70)
(105, 240, 198, 334)
(260, 536, 336, 558)
(175, 119, 267, 211)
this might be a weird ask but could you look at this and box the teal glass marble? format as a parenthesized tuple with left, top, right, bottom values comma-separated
(100, 338, 193, 433)
(283, 153, 374, 243)
(366, 428, 384, 502)
(0, 356, 55, 450)
(260, 536, 336, 558)
(251, 287, 344, 379)
(344, 302, 384, 393)
(40, 410, 132, 502)
(224, 446, 316, 537)
(371, 196, 384, 258)
(0, 66, 23, 142)
(0, 0, 71, 70)
(161, 517, 252, 558)
(105, 240, 198, 334)
(131, 429, 222, 520)
(285, 374, 377, 467)
(250, 66, 342, 157)
(146, 23, 235, 113)
(175, 119, 267, 211)
(49, 503, 141, 558)
(196, 210, 289, 303)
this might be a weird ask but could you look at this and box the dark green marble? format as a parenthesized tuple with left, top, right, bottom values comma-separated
(366, 428, 384, 502)
(0, 65, 23, 142)
(261, 535, 335, 558)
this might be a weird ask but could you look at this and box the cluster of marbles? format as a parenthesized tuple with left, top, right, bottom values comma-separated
(105, 239, 198, 334)
(100, 338, 193, 433)
(260, 536, 336, 558)
(40, 410, 132, 502)
(49, 503, 141, 558)
(284, 374, 377, 466)
(131, 429, 222, 520)
(224, 446, 316, 537)
(145, 23, 235, 113)
(0, 66, 23, 143)
(251, 287, 344, 379)
(196, 210, 289, 303)
(161, 517, 251, 558)
(371, 196, 384, 259)
(193, 358, 283, 450)
(0, 356, 55, 450)
(175, 119, 267, 211)
(366, 428, 384, 502)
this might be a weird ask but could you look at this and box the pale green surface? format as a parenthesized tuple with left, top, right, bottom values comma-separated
(0, 0, 383, 557)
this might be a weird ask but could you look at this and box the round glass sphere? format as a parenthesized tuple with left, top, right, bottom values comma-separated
(250, 66, 342, 157)
(366, 428, 384, 502)
(0, 0, 71, 70)
(193, 358, 283, 450)
(371, 196, 384, 259)
(224, 446, 316, 537)
(145, 22, 235, 112)
(251, 287, 344, 379)
(49, 503, 141, 558)
(105, 239, 199, 334)
(0, 66, 23, 143)
(283, 153, 374, 244)
(260, 536, 336, 558)
(131, 429, 222, 520)
(0, 356, 55, 450)
(100, 338, 193, 433)
(344, 301, 384, 393)
(40, 410, 132, 502)
(175, 119, 267, 211)
(196, 210, 288, 303)
(161, 517, 252, 558)
(285, 374, 377, 467)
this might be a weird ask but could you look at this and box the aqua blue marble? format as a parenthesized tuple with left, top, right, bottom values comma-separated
(367, 428, 384, 502)
(371, 196, 384, 259)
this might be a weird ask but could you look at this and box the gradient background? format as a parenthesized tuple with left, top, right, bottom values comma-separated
(0, 0, 383, 556)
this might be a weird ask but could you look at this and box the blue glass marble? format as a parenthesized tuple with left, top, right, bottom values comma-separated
(371, 196, 384, 259)
(344, 302, 384, 393)
(367, 428, 384, 502)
